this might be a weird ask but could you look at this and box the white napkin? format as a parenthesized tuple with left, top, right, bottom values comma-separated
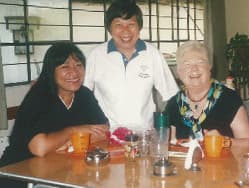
(184, 138, 204, 170)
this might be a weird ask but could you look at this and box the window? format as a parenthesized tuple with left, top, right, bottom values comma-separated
(0, 0, 204, 86)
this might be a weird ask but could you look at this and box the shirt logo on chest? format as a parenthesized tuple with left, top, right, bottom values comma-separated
(138, 65, 151, 78)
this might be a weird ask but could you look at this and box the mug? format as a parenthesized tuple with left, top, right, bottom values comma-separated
(71, 132, 91, 154)
(204, 135, 231, 158)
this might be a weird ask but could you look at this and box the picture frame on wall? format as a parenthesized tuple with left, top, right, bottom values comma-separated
(13, 29, 34, 55)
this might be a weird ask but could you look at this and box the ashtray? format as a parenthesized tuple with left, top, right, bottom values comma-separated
(85, 147, 110, 166)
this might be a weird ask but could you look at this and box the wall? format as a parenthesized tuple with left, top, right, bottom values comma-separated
(6, 85, 30, 107)
(225, 0, 249, 41)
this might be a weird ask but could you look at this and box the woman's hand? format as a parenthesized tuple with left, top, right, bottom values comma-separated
(75, 124, 109, 143)
(29, 124, 109, 157)
(203, 129, 221, 136)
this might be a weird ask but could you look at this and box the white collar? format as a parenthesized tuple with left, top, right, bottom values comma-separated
(58, 94, 75, 110)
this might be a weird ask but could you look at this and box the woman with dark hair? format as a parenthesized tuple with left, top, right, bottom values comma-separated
(84, 0, 178, 132)
(0, 41, 109, 188)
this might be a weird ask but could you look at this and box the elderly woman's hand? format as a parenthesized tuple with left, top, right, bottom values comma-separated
(203, 129, 221, 136)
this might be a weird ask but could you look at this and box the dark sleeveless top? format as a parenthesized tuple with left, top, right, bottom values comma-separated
(166, 85, 243, 139)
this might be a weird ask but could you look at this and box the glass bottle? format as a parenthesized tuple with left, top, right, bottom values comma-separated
(150, 112, 170, 162)
(150, 112, 175, 176)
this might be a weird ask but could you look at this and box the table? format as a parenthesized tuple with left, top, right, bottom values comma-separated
(0, 144, 249, 188)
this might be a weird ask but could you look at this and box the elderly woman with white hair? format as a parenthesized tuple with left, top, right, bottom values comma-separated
(165, 40, 249, 147)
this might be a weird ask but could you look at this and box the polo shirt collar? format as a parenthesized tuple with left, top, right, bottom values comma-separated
(107, 39, 146, 54)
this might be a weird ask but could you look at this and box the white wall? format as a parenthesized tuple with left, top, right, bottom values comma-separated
(225, 0, 249, 41)
(6, 85, 30, 107)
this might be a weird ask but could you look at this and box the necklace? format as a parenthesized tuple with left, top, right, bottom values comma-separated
(187, 89, 209, 103)
(187, 89, 209, 117)
(191, 101, 205, 112)
(190, 101, 206, 118)
(190, 102, 202, 112)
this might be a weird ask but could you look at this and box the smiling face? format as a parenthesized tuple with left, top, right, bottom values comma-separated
(177, 50, 211, 89)
(110, 15, 140, 56)
(55, 55, 84, 97)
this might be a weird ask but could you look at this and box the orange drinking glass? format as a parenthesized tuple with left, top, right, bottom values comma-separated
(71, 132, 91, 154)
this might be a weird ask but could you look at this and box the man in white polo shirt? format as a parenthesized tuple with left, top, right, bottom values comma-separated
(84, 0, 178, 132)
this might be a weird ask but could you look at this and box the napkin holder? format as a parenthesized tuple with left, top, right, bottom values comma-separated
(184, 139, 204, 171)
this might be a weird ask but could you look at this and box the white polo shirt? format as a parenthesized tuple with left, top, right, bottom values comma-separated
(84, 39, 178, 131)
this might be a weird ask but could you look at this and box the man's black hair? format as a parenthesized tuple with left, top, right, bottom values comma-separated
(105, 0, 143, 32)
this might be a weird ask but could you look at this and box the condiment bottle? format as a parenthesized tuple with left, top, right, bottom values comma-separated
(124, 133, 140, 162)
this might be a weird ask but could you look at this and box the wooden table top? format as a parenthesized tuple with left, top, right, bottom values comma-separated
(0, 143, 249, 188)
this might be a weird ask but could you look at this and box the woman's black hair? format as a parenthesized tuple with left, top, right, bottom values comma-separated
(36, 41, 85, 97)
(105, 0, 143, 32)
